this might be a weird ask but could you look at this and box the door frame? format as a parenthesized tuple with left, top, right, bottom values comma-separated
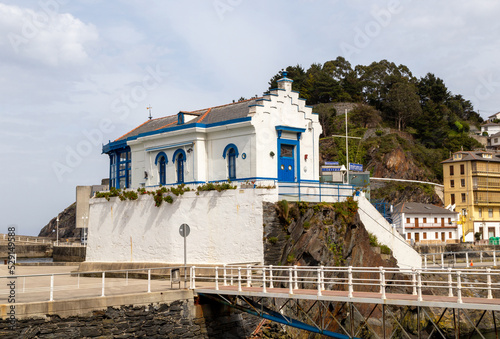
(277, 138, 299, 182)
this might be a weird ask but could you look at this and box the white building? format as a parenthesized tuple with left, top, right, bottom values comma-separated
(481, 122, 500, 136)
(102, 72, 322, 189)
(392, 202, 460, 244)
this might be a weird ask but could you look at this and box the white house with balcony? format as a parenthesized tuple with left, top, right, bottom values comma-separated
(392, 202, 460, 244)
(102, 72, 322, 189)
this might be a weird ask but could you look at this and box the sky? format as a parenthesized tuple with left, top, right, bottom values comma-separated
(2, 0, 500, 236)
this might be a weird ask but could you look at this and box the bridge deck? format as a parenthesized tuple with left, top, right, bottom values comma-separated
(195, 285, 500, 311)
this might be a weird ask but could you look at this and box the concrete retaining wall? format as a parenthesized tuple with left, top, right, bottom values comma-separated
(86, 189, 277, 265)
(53, 246, 86, 262)
(356, 195, 422, 269)
(0, 244, 51, 259)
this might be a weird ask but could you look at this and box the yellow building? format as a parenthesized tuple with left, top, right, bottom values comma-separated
(442, 151, 500, 242)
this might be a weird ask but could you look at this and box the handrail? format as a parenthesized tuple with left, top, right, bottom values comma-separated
(421, 249, 498, 268)
(190, 264, 500, 305)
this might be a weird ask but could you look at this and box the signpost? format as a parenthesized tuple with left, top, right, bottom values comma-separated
(179, 223, 190, 288)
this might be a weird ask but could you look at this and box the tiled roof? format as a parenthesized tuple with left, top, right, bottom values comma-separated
(393, 202, 456, 215)
(116, 98, 260, 141)
(441, 151, 500, 163)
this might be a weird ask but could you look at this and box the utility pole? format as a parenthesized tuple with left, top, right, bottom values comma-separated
(56, 215, 59, 246)
(345, 109, 349, 184)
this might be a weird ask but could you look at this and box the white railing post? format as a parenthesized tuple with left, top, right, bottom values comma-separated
(480, 251, 483, 263)
(223, 264, 227, 286)
(417, 271, 422, 302)
(262, 267, 267, 293)
(348, 266, 353, 298)
(441, 253, 444, 269)
(294, 265, 299, 290)
(321, 265, 325, 290)
(238, 267, 242, 292)
(269, 265, 274, 289)
(289, 268, 293, 294)
(487, 268, 492, 299)
(448, 267, 453, 297)
(454, 253, 457, 265)
(50, 275, 54, 301)
(424, 255, 427, 269)
(494, 251, 497, 267)
(379, 266, 384, 294)
(147, 269, 151, 293)
(246, 265, 251, 287)
(215, 267, 219, 291)
(317, 268, 322, 296)
(457, 271, 462, 303)
(230, 267, 234, 286)
(432, 254, 435, 265)
(101, 272, 105, 297)
(466, 252, 469, 267)
(380, 267, 386, 299)
(191, 266, 196, 289)
(412, 268, 417, 295)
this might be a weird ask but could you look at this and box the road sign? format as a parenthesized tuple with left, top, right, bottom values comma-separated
(179, 223, 190, 237)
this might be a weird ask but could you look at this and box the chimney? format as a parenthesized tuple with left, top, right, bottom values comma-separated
(277, 71, 293, 91)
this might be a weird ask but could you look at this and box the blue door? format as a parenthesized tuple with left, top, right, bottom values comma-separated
(278, 144, 295, 182)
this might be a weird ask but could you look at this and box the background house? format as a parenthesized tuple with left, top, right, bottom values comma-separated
(442, 151, 500, 242)
(392, 202, 460, 244)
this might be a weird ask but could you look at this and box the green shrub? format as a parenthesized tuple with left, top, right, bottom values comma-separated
(368, 233, 378, 247)
(268, 236, 278, 244)
(303, 221, 311, 230)
(164, 195, 174, 204)
(380, 245, 392, 255)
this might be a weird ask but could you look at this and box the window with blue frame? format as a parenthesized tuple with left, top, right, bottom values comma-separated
(109, 147, 131, 189)
(223, 143, 239, 181)
(228, 148, 236, 180)
(176, 153, 184, 183)
(158, 156, 166, 185)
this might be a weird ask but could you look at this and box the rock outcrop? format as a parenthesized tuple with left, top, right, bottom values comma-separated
(38, 202, 80, 239)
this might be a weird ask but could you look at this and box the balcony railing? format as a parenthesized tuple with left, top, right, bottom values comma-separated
(405, 223, 457, 229)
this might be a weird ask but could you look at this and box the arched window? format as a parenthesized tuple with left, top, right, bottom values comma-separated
(173, 149, 187, 184)
(228, 148, 236, 180)
(154, 152, 168, 185)
(223, 143, 239, 181)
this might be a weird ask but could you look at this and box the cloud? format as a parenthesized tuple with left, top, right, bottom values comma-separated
(0, 2, 99, 67)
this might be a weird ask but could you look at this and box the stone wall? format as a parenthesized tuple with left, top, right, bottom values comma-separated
(0, 297, 260, 338)
(0, 244, 52, 259)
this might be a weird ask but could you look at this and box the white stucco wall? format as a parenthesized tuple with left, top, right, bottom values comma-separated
(356, 196, 422, 269)
(86, 189, 278, 264)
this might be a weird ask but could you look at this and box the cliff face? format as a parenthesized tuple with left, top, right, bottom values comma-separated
(38, 202, 80, 239)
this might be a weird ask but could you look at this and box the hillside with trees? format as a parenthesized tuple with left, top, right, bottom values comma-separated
(269, 58, 484, 184)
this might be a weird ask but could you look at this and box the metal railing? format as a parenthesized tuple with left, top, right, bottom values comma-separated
(191, 264, 500, 305)
(278, 182, 356, 202)
(422, 250, 498, 268)
(0, 266, 185, 303)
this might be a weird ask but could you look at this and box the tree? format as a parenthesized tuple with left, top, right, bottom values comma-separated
(350, 104, 382, 128)
(387, 81, 422, 131)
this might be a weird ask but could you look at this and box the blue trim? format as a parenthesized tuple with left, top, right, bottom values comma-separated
(291, 90, 300, 93)
(256, 98, 271, 102)
(154, 152, 168, 165)
(269, 88, 285, 92)
(146, 141, 193, 152)
(222, 143, 239, 159)
(102, 117, 253, 152)
(275, 125, 306, 133)
(177, 112, 184, 125)
(265, 93, 278, 97)
(306, 105, 314, 108)
(248, 104, 264, 107)
(172, 149, 187, 163)
(277, 78, 293, 83)
(277, 138, 300, 183)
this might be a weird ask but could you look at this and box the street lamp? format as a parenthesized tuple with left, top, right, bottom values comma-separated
(56, 215, 59, 246)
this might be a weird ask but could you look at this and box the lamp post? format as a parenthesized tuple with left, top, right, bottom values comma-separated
(82, 215, 88, 245)
(56, 215, 59, 246)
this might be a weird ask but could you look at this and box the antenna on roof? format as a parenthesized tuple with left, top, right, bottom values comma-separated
(147, 105, 153, 120)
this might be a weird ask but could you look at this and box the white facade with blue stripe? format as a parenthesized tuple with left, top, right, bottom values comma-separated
(102, 73, 322, 188)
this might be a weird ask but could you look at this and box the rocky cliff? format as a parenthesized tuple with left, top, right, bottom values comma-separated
(38, 202, 80, 239)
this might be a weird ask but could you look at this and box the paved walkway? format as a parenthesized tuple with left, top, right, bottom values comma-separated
(0, 265, 186, 304)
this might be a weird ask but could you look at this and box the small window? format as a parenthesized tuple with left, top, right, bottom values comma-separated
(450, 194, 455, 205)
(460, 164, 465, 175)
(423, 233, 427, 240)
(479, 208, 482, 217)
(489, 208, 493, 218)
(450, 180, 454, 188)
(434, 217, 437, 223)
(461, 193, 466, 203)
(461, 179, 465, 187)
(449, 232, 452, 239)
(406, 217, 410, 224)
(407, 233, 411, 240)
(449, 165, 454, 176)
(435, 232, 438, 239)
(423, 218, 427, 224)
